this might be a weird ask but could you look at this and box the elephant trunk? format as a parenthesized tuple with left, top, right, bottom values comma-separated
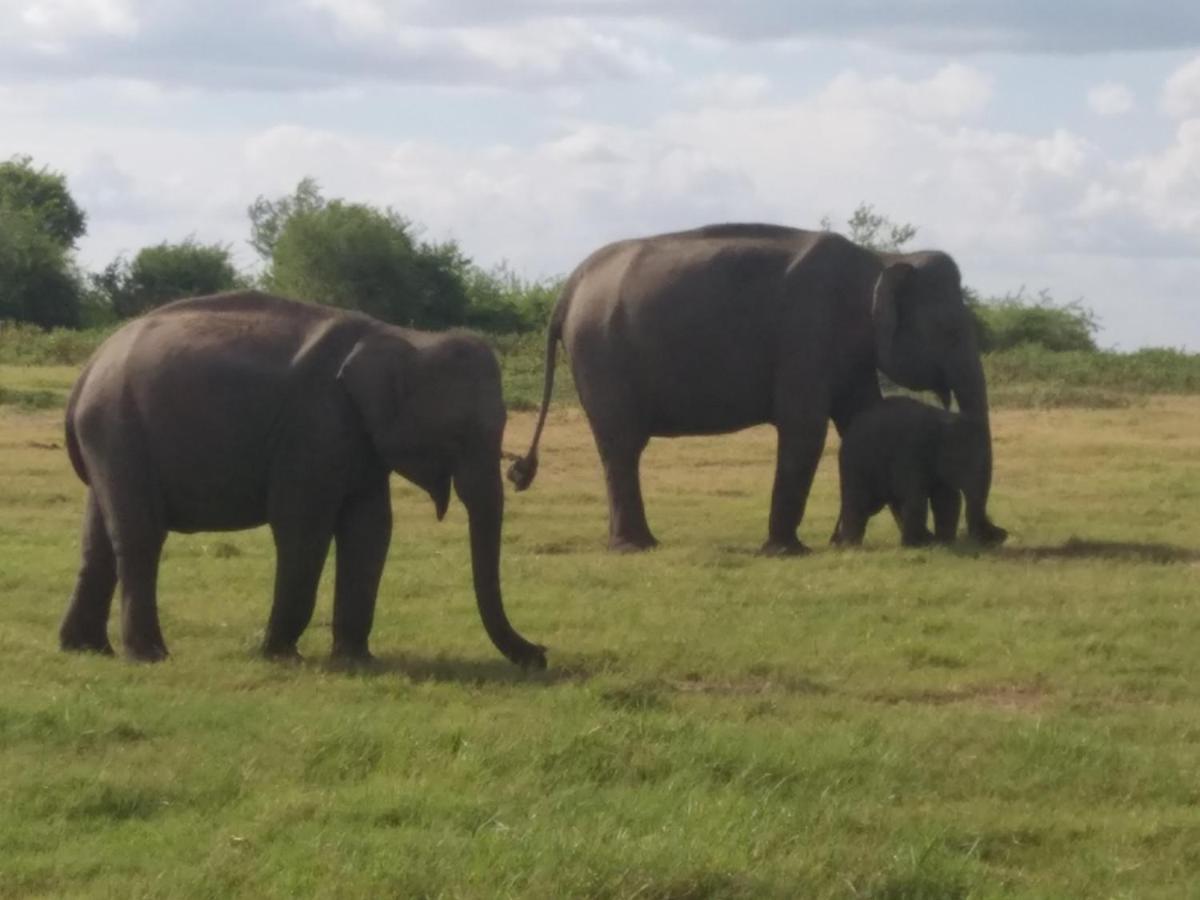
(457, 463, 547, 669)
(947, 353, 1006, 545)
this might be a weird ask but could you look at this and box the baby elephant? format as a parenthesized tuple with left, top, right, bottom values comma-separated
(831, 396, 1007, 547)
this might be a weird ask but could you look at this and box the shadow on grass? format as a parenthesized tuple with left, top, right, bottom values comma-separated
(956, 536, 1200, 565)
(324, 652, 596, 686)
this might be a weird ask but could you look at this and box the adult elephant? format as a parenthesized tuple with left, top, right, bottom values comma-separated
(508, 224, 1004, 554)
(61, 291, 545, 668)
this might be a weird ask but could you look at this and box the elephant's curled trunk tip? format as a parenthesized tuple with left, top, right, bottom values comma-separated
(506, 453, 538, 491)
(514, 642, 548, 671)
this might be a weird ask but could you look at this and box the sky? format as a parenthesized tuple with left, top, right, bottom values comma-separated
(2, 1, 1199, 349)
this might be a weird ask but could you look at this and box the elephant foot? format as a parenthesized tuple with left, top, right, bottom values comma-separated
(760, 537, 811, 558)
(901, 530, 935, 548)
(262, 640, 303, 663)
(124, 640, 169, 663)
(60, 633, 115, 656)
(608, 534, 658, 554)
(330, 642, 374, 667)
(970, 522, 1009, 547)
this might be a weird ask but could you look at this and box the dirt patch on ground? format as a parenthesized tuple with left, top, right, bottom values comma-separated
(865, 681, 1049, 711)
(668, 673, 831, 697)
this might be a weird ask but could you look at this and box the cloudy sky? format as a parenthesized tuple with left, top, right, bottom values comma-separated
(3, 1, 1199, 349)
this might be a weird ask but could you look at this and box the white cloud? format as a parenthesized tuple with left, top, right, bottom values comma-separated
(819, 64, 993, 120)
(4, 57, 1200, 349)
(683, 72, 771, 106)
(0, 2, 668, 91)
(1163, 55, 1200, 119)
(16, 0, 140, 38)
(1087, 82, 1134, 116)
(1126, 119, 1200, 236)
(4, 3, 1199, 100)
(381, 1, 1200, 54)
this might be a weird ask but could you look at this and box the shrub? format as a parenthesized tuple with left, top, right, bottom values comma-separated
(464, 263, 561, 334)
(92, 239, 243, 319)
(267, 198, 473, 329)
(968, 288, 1099, 353)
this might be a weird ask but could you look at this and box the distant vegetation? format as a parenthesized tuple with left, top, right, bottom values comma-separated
(6, 323, 1200, 415)
(0, 153, 1190, 383)
(88, 238, 247, 320)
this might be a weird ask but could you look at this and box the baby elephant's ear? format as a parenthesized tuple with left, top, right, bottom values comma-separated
(337, 335, 408, 454)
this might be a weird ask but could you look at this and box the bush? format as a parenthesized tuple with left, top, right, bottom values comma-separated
(93, 239, 243, 319)
(968, 289, 1099, 353)
(463, 263, 561, 334)
(267, 199, 473, 329)
(0, 322, 110, 365)
(984, 345, 1200, 394)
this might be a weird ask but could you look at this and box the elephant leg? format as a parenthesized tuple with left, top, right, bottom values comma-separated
(84, 445, 169, 661)
(331, 483, 392, 661)
(966, 506, 1008, 546)
(60, 490, 117, 655)
(597, 434, 657, 552)
(263, 519, 333, 659)
(833, 505, 868, 546)
(114, 529, 168, 662)
(930, 484, 961, 543)
(763, 421, 827, 555)
(897, 493, 934, 547)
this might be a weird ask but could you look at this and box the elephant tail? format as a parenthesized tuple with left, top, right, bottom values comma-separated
(64, 362, 91, 486)
(506, 292, 569, 492)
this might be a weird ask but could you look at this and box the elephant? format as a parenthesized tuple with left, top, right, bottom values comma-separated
(60, 291, 546, 668)
(829, 396, 1005, 547)
(508, 223, 1005, 554)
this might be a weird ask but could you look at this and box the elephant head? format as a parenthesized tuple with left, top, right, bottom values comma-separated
(338, 330, 546, 668)
(872, 252, 1005, 544)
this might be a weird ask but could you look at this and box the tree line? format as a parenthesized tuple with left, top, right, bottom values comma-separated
(1, 155, 1097, 351)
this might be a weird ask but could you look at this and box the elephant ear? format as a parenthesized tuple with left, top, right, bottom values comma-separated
(337, 335, 406, 454)
(872, 262, 915, 371)
(337, 336, 452, 521)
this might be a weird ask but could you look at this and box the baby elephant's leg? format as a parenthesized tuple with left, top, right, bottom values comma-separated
(930, 483, 962, 543)
(897, 493, 934, 547)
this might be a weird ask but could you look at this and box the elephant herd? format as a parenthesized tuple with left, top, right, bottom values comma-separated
(59, 223, 1005, 670)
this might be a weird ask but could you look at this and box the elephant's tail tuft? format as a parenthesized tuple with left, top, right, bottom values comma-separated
(507, 285, 570, 492)
(506, 453, 538, 491)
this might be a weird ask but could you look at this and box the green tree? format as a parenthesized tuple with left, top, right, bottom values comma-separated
(93, 239, 243, 319)
(821, 202, 918, 253)
(0, 154, 87, 327)
(0, 155, 87, 249)
(0, 206, 83, 327)
(247, 177, 326, 262)
(262, 183, 472, 328)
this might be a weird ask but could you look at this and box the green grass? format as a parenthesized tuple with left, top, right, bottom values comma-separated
(2, 376, 1199, 897)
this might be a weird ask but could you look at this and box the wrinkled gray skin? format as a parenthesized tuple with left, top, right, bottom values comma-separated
(830, 396, 1005, 547)
(510, 224, 1005, 554)
(61, 291, 545, 668)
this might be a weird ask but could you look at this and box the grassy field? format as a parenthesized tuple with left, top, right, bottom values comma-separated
(1, 362, 1199, 898)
